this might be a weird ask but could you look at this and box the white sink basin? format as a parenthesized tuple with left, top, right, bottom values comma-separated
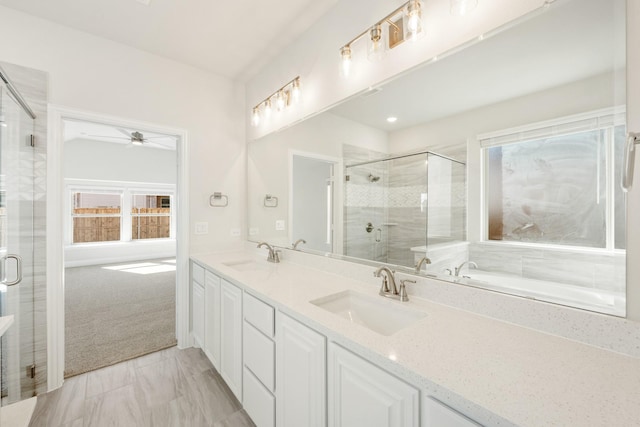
(310, 290, 426, 336)
(222, 259, 266, 272)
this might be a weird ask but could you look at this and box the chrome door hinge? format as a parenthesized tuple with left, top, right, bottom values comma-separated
(29, 134, 36, 147)
(27, 364, 35, 379)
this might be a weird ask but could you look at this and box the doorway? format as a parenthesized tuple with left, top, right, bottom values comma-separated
(47, 107, 190, 389)
(62, 119, 178, 376)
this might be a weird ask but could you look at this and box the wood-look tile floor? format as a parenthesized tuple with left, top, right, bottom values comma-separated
(29, 347, 256, 427)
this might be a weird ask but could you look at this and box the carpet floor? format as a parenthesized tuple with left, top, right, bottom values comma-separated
(64, 258, 177, 378)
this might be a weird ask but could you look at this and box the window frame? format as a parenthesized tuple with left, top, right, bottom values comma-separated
(479, 107, 627, 254)
(65, 179, 176, 246)
(130, 192, 174, 241)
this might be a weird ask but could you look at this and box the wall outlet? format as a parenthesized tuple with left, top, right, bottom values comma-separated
(230, 228, 241, 237)
(249, 227, 259, 236)
(195, 222, 208, 235)
(275, 220, 285, 231)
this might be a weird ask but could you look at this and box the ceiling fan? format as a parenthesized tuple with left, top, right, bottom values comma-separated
(88, 128, 167, 146)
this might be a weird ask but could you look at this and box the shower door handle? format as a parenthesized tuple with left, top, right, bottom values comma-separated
(1, 254, 23, 286)
(622, 132, 640, 192)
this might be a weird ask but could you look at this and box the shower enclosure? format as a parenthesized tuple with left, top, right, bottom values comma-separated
(0, 67, 37, 403)
(344, 150, 466, 271)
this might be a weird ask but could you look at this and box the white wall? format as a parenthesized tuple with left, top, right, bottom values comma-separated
(0, 6, 246, 255)
(64, 139, 176, 184)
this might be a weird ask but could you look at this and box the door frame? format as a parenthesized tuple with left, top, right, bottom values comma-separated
(46, 105, 190, 390)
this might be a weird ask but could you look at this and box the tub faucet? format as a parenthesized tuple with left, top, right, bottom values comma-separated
(454, 261, 478, 276)
(415, 256, 431, 273)
(257, 242, 280, 263)
(374, 266, 398, 297)
(292, 239, 306, 250)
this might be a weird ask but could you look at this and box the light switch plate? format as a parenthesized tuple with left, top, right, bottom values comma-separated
(275, 220, 285, 231)
(195, 222, 208, 235)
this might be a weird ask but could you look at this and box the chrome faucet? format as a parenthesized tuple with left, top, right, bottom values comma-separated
(415, 256, 431, 273)
(454, 261, 478, 277)
(257, 242, 280, 263)
(292, 239, 306, 250)
(374, 266, 398, 296)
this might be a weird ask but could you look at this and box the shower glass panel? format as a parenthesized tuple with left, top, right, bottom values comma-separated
(0, 84, 36, 403)
(344, 151, 465, 270)
(425, 153, 467, 272)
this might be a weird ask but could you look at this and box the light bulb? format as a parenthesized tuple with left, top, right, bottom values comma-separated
(450, 0, 478, 16)
(340, 45, 352, 78)
(251, 107, 261, 127)
(264, 99, 272, 120)
(367, 24, 384, 61)
(404, 1, 425, 42)
(276, 90, 286, 111)
(291, 78, 301, 104)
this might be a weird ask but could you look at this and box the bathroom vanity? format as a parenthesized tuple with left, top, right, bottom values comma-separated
(191, 248, 640, 427)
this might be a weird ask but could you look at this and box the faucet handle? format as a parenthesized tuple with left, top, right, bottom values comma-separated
(274, 250, 282, 263)
(399, 279, 415, 302)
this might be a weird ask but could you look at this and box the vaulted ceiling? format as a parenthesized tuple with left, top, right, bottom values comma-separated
(0, 0, 337, 81)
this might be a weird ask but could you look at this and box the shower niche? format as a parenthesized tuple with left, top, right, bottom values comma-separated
(343, 146, 466, 271)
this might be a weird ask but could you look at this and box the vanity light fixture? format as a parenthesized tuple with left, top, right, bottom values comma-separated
(251, 77, 301, 127)
(339, 0, 480, 78)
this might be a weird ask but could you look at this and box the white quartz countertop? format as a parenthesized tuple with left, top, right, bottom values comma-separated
(192, 250, 640, 427)
(0, 315, 14, 337)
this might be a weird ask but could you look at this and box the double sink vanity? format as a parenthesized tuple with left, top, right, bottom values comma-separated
(190, 245, 640, 427)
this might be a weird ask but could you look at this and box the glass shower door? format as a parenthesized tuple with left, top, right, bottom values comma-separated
(0, 84, 36, 404)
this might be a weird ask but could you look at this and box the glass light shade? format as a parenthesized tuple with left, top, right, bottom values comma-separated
(276, 90, 286, 111)
(291, 79, 301, 104)
(251, 107, 261, 127)
(340, 46, 352, 78)
(367, 24, 386, 61)
(450, 0, 478, 16)
(404, 0, 425, 42)
(264, 99, 272, 120)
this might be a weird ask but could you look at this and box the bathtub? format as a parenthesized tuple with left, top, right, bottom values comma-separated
(456, 270, 625, 317)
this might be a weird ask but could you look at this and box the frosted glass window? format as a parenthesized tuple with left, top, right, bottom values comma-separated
(487, 130, 608, 248)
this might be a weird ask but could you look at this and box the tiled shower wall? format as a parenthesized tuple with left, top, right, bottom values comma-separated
(343, 144, 389, 262)
(1, 61, 48, 396)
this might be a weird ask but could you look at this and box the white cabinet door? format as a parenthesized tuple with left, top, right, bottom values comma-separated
(243, 367, 275, 427)
(423, 397, 482, 427)
(204, 270, 221, 370)
(192, 280, 204, 348)
(328, 343, 419, 427)
(221, 279, 243, 401)
(276, 312, 326, 427)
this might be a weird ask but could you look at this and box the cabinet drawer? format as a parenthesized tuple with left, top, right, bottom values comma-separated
(243, 367, 275, 427)
(244, 321, 275, 392)
(205, 270, 220, 286)
(244, 292, 275, 337)
(192, 262, 205, 284)
(423, 397, 482, 427)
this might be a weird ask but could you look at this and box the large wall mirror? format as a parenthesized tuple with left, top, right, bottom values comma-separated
(248, 0, 626, 317)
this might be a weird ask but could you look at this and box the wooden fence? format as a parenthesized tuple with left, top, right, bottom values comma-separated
(72, 208, 170, 243)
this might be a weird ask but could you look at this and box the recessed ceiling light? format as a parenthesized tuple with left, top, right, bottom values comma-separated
(135, 0, 151, 5)
(387, 117, 398, 123)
